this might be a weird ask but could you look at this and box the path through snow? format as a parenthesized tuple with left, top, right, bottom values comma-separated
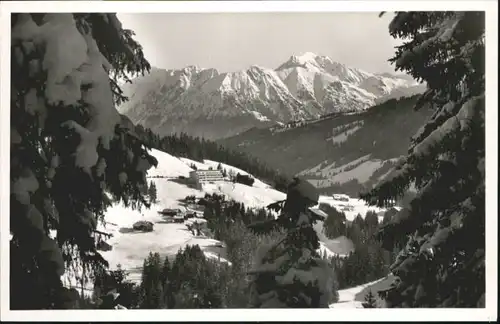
(329, 277, 388, 308)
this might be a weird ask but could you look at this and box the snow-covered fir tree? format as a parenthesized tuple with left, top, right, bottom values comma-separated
(248, 177, 334, 308)
(361, 12, 485, 307)
(10, 13, 155, 309)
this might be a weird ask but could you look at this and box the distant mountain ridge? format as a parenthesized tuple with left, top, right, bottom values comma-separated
(219, 95, 434, 196)
(119, 52, 425, 140)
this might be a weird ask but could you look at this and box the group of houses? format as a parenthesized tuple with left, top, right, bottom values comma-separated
(157, 205, 208, 236)
(158, 207, 203, 223)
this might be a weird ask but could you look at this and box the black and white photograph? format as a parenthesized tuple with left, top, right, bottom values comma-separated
(1, 1, 497, 322)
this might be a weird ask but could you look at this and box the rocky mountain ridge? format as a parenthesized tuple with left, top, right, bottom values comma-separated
(119, 52, 425, 140)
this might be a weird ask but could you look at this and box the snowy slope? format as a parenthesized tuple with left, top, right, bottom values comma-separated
(178, 157, 208, 171)
(212, 182, 286, 209)
(147, 150, 194, 178)
(329, 277, 388, 308)
(306, 159, 387, 188)
(119, 53, 424, 140)
(311, 194, 399, 256)
(63, 148, 348, 290)
(316, 195, 388, 222)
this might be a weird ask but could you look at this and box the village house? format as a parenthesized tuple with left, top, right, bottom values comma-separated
(189, 169, 225, 189)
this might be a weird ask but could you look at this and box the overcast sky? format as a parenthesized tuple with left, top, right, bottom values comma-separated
(117, 12, 402, 74)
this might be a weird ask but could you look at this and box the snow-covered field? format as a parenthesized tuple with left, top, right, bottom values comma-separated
(300, 154, 403, 190)
(316, 195, 388, 222)
(98, 202, 228, 283)
(305, 154, 386, 187)
(328, 160, 384, 184)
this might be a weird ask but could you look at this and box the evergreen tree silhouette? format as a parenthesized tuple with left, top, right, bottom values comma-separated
(10, 13, 153, 309)
(362, 289, 377, 308)
(361, 12, 485, 308)
(321, 204, 347, 239)
(139, 252, 164, 309)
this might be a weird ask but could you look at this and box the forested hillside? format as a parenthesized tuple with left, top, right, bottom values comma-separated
(220, 95, 434, 196)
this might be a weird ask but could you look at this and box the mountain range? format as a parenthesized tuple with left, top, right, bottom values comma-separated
(118, 52, 425, 140)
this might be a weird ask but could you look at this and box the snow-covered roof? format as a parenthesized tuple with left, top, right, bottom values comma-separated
(193, 169, 223, 175)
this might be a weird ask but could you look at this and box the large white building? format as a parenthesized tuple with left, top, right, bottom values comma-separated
(189, 169, 225, 188)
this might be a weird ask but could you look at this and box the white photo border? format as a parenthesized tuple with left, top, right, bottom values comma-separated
(1, 1, 497, 322)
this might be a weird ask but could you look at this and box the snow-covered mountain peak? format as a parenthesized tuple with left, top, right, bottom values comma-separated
(163, 65, 218, 79)
(284, 52, 337, 67)
(298, 51, 320, 59)
(279, 52, 324, 70)
(291, 52, 322, 64)
(277, 52, 372, 86)
(248, 64, 268, 72)
(182, 65, 199, 72)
